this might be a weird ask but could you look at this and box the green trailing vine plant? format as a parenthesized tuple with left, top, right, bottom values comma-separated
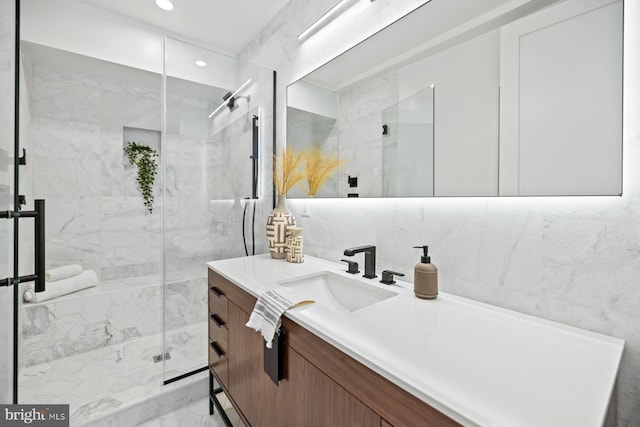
(124, 141, 158, 213)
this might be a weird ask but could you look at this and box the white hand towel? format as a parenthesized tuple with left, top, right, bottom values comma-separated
(45, 264, 83, 282)
(25, 270, 97, 303)
(245, 288, 314, 348)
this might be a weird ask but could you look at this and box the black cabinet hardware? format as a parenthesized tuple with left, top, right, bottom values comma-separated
(209, 286, 224, 298)
(210, 341, 225, 358)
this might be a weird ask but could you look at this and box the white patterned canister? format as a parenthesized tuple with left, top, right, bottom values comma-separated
(266, 194, 296, 259)
(286, 227, 304, 263)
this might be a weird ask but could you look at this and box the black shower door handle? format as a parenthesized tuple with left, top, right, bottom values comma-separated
(0, 199, 46, 290)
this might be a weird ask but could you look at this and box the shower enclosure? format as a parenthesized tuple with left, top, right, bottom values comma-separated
(1, 2, 274, 424)
(0, 0, 17, 406)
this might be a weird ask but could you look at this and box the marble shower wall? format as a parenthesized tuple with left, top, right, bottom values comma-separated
(23, 45, 162, 281)
(20, 275, 206, 367)
(336, 71, 398, 198)
(22, 282, 162, 366)
(22, 44, 225, 282)
(207, 106, 258, 201)
(17, 45, 218, 364)
(240, 0, 640, 424)
(0, 0, 14, 404)
(165, 84, 216, 276)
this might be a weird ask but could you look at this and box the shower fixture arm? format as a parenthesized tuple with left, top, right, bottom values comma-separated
(208, 78, 253, 118)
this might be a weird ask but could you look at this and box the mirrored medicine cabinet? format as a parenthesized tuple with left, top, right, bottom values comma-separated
(286, 0, 623, 198)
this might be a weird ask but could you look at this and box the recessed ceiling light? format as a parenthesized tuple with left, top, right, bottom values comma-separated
(155, 0, 174, 11)
(195, 60, 207, 67)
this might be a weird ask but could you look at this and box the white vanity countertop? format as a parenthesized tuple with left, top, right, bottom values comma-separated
(207, 254, 624, 427)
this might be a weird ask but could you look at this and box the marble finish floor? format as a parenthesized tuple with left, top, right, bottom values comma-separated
(139, 395, 244, 427)
(19, 322, 208, 426)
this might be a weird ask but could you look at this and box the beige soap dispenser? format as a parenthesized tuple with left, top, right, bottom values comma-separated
(413, 245, 438, 299)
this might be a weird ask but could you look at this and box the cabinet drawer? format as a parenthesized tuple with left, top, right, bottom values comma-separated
(208, 286, 228, 322)
(209, 339, 229, 388)
(209, 269, 256, 314)
(209, 313, 229, 349)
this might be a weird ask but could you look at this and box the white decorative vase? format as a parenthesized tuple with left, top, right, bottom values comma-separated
(266, 194, 296, 259)
(286, 227, 304, 263)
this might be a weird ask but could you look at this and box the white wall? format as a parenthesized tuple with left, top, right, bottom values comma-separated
(288, 80, 338, 119)
(500, 0, 623, 196)
(240, 0, 640, 423)
(399, 29, 499, 196)
(22, 0, 239, 90)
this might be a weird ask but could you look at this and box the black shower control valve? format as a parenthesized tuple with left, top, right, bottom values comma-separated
(380, 270, 405, 285)
(348, 175, 358, 188)
(382, 124, 388, 135)
(340, 259, 360, 274)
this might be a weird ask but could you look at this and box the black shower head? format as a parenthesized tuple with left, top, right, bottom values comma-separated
(226, 96, 236, 111)
(221, 91, 236, 111)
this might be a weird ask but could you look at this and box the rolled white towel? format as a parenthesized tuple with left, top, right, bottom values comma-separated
(26, 270, 97, 303)
(23, 286, 35, 302)
(45, 264, 83, 282)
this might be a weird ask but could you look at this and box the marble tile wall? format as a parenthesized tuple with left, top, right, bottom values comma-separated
(337, 71, 398, 197)
(21, 274, 207, 367)
(19, 322, 208, 426)
(207, 106, 258, 201)
(17, 46, 219, 370)
(24, 54, 160, 281)
(22, 45, 241, 283)
(0, 0, 15, 404)
(16, 44, 33, 374)
(22, 283, 161, 366)
(240, 0, 640, 423)
(20, 45, 273, 373)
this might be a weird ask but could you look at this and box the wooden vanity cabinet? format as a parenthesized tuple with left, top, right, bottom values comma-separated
(208, 269, 460, 427)
(227, 300, 379, 427)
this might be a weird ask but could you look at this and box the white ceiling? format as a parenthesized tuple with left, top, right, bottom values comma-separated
(77, 0, 290, 54)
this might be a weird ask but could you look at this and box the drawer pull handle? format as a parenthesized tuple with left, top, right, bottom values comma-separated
(210, 341, 225, 358)
(210, 313, 225, 328)
(209, 286, 224, 298)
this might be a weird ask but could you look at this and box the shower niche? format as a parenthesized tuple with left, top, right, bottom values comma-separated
(122, 126, 161, 159)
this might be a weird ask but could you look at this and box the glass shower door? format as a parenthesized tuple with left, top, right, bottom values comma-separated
(0, 0, 16, 405)
(381, 85, 434, 197)
(162, 37, 274, 382)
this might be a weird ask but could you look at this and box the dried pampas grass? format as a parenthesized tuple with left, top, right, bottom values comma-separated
(303, 146, 345, 196)
(274, 146, 306, 195)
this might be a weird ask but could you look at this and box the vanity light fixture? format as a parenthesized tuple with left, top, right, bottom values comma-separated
(208, 79, 253, 118)
(155, 0, 174, 11)
(297, 0, 361, 41)
(195, 60, 207, 67)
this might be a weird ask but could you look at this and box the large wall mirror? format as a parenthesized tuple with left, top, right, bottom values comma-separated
(286, 0, 623, 198)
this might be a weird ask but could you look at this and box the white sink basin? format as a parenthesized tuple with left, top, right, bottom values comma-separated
(277, 271, 397, 313)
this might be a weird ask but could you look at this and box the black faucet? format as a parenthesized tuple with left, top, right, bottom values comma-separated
(343, 245, 377, 279)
